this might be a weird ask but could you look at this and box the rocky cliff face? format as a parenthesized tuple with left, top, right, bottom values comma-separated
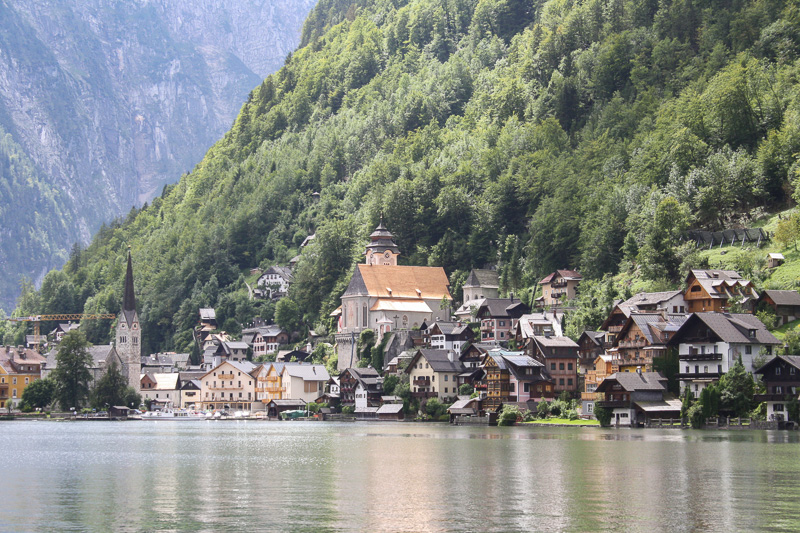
(0, 0, 315, 308)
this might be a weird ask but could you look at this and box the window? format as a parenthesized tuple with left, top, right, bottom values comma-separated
(524, 383, 530, 393)
(567, 378, 573, 386)
(588, 403, 594, 413)
(718, 365, 722, 373)
(363, 304, 368, 328)
(745, 345, 752, 355)
(685, 366, 689, 373)
(775, 404, 785, 412)
(559, 363, 565, 370)
(444, 375, 448, 382)
(776, 386, 783, 394)
(444, 388, 448, 393)
(792, 367, 797, 375)
(703, 366, 708, 373)
(24, 378, 29, 385)
(559, 378, 565, 385)
(551, 363, 556, 370)
(695, 366, 699, 374)
(499, 321, 505, 327)
(776, 367, 782, 376)
(568, 363, 573, 370)
(12, 377, 16, 385)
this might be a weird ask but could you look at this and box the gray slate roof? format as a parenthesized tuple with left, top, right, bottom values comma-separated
(283, 364, 330, 381)
(762, 290, 800, 307)
(415, 349, 467, 373)
(684, 313, 780, 345)
(463, 269, 499, 289)
(376, 404, 404, 414)
(597, 372, 667, 392)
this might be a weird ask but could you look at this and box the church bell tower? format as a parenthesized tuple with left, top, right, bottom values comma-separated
(116, 251, 141, 392)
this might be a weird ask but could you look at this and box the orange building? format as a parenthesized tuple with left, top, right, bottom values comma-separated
(684, 270, 757, 313)
(0, 346, 45, 409)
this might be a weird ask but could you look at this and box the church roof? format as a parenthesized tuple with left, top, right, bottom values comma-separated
(463, 269, 499, 289)
(343, 264, 451, 300)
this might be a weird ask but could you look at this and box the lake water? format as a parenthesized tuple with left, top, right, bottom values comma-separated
(1, 421, 799, 532)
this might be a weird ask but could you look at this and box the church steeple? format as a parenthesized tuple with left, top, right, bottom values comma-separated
(117, 250, 141, 393)
(121, 251, 137, 326)
(365, 218, 400, 266)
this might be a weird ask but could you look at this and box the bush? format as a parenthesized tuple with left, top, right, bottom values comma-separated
(438, 414, 450, 421)
(498, 405, 520, 426)
(594, 406, 612, 427)
(342, 405, 354, 414)
(567, 409, 579, 421)
(537, 400, 551, 419)
(459, 383, 474, 396)
(687, 403, 705, 428)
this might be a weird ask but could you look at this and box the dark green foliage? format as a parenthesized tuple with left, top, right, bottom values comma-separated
(497, 404, 520, 426)
(594, 405, 612, 427)
(51, 330, 93, 410)
(382, 374, 399, 395)
(652, 350, 680, 396)
(11, 0, 800, 355)
(458, 383, 474, 396)
(424, 397, 448, 419)
(20, 377, 55, 409)
(90, 361, 134, 409)
(718, 357, 756, 417)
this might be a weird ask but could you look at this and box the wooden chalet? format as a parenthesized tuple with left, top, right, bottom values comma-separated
(529, 335, 580, 394)
(757, 290, 800, 326)
(754, 355, 800, 422)
(684, 270, 757, 313)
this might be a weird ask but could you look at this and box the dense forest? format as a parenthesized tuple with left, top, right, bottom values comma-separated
(4, 0, 800, 354)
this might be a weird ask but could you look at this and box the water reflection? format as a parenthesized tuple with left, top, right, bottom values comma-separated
(1, 422, 800, 531)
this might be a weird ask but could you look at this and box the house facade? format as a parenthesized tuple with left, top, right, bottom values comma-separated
(754, 356, 800, 421)
(537, 270, 582, 307)
(339, 368, 383, 409)
(0, 347, 44, 409)
(424, 321, 473, 352)
(199, 360, 258, 411)
(668, 312, 780, 396)
(757, 290, 800, 326)
(596, 371, 678, 427)
(609, 313, 687, 373)
(243, 325, 289, 358)
(581, 355, 613, 417)
(481, 349, 555, 411)
(530, 335, 579, 394)
(256, 265, 293, 299)
(406, 349, 466, 402)
(475, 298, 530, 344)
(684, 270, 757, 313)
(140, 373, 181, 408)
(281, 364, 330, 403)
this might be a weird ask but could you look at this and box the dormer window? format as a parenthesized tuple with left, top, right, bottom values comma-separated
(749, 329, 756, 338)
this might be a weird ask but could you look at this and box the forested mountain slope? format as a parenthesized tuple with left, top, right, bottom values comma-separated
(7, 0, 800, 354)
(0, 0, 315, 309)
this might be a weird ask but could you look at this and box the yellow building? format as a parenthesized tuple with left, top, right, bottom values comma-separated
(254, 362, 289, 407)
(0, 346, 45, 409)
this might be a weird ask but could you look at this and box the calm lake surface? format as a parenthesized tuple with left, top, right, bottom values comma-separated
(1, 421, 799, 532)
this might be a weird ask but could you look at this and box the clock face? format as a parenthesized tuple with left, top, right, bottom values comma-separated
(384, 251, 391, 258)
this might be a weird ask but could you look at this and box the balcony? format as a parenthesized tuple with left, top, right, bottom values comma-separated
(550, 280, 569, 288)
(680, 353, 723, 361)
(581, 392, 601, 401)
(412, 391, 438, 399)
(607, 325, 624, 333)
(618, 339, 647, 349)
(413, 378, 432, 387)
(596, 400, 628, 409)
(678, 372, 722, 380)
(755, 393, 794, 402)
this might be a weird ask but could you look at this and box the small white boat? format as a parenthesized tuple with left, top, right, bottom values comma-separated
(141, 408, 205, 420)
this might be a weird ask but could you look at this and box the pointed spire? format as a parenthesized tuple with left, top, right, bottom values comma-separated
(123, 250, 136, 312)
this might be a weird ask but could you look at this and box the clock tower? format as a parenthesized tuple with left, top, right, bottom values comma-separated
(364, 220, 400, 266)
(116, 251, 141, 392)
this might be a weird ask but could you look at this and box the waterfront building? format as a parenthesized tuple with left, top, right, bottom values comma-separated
(595, 371, 680, 427)
(0, 346, 45, 409)
(754, 355, 800, 421)
(199, 360, 257, 411)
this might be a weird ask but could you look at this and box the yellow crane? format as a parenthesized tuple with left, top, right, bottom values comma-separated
(6, 314, 116, 345)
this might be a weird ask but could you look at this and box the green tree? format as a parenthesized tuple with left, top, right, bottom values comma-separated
(497, 404, 520, 426)
(51, 330, 93, 410)
(594, 405, 612, 427)
(717, 357, 755, 417)
(90, 360, 130, 409)
(20, 377, 55, 409)
(383, 374, 399, 395)
(275, 298, 303, 334)
(458, 383, 474, 396)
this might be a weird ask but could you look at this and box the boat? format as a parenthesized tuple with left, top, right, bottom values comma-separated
(141, 408, 206, 420)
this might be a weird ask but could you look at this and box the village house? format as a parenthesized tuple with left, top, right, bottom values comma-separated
(514, 311, 563, 353)
(481, 349, 555, 411)
(140, 373, 180, 409)
(757, 290, 800, 326)
(339, 367, 383, 410)
(577, 331, 608, 372)
(667, 312, 780, 396)
(50, 322, 80, 343)
(454, 268, 499, 320)
(600, 291, 688, 343)
(423, 321, 473, 352)
(475, 298, 530, 344)
(199, 360, 258, 411)
(529, 335, 580, 395)
(581, 354, 613, 417)
(447, 397, 483, 422)
(334, 222, 452, 371)
(180, 379, 201, 409)
(536, 270, 582, 307)
(595, 371, 679, 427)
(253, 362, 291, 405)
(684, 269, 758, 313)
(767, 252, 785, 269)
(255, 265, 293, 299)
(0, 347, 45, 409)
(754, 356, 800, 422)
(608, 312, 687, 373)
(281, 364, 330, 404)
(406, 349, 467, 402)
(242, 325, 289, 358)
